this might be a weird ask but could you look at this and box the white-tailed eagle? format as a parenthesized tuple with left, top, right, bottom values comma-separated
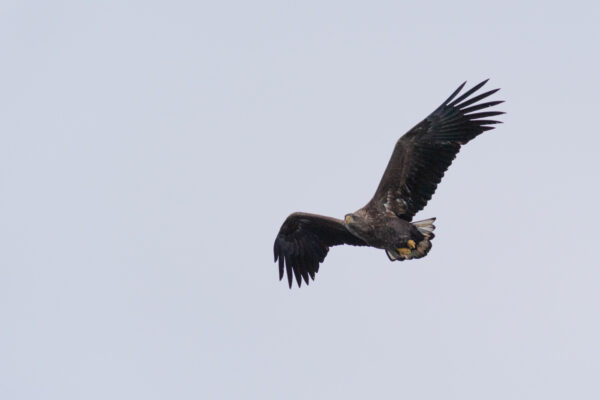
(274, 80, 504, 288)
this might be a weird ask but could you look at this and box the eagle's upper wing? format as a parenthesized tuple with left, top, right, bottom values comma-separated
(367, 80, 504, 220)
(273, 212, 367, 288)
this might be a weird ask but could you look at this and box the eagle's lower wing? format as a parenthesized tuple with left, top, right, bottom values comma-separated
(273, 212, 367, 288)
(367, 80, 504, 220)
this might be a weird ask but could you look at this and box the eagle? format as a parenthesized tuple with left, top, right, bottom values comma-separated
(273, 80, 504, 288)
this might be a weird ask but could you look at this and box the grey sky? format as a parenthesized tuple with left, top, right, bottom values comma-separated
(1, 1, 599, 399)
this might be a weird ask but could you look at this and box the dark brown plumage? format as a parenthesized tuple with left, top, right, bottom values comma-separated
(274, 80, 504, 288)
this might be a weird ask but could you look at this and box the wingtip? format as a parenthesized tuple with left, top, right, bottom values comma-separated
(301, 271, 310, 286)
(480, 78, 501, 93)
(441, 81, 467, 106)
(286, 261, 293, 288)
(273, 240, 279, 262)
(453, 88, 501, 109)
(277, 250, 285, 280)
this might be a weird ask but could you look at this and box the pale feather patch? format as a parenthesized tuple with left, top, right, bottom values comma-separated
(386, 249, 401, 261)
(384, 189, 407, 214)
(413, 217, 436, 237)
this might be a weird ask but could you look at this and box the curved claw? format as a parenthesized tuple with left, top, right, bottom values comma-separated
(407, 240, 416, 249)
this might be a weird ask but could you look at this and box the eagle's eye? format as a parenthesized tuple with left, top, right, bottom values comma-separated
(345, 214, 353, 224)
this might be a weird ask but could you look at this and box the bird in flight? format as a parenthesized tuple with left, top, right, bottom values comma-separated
(273, 80, 504, 288)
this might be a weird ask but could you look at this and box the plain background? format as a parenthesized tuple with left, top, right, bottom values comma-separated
(1, 1, 599, 399)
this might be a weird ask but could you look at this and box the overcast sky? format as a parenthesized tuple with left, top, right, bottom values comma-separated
(1, 1, 599, 399)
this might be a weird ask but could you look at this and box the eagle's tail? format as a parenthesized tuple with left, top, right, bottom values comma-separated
(386, 217, 436, 261)
(413, 217, 436, 240)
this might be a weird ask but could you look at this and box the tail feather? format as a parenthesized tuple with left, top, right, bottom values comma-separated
(413, 217, 436, 239)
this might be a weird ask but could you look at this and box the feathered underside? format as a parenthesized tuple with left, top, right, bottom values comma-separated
(366, 79, 504, 220)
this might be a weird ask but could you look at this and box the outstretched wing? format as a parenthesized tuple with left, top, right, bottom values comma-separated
(367, 80, 504, 220)
(273, 212, 367, 288)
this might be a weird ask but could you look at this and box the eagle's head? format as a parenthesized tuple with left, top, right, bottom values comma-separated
(344, 211, 371, 241)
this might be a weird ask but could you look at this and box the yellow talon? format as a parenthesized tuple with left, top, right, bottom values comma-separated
(407, 240, 416, 249)
(397, 248, 412, 256)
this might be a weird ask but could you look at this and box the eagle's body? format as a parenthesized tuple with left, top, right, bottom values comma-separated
(344, 209, 434, 260)
(274, 80, 504, 288)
